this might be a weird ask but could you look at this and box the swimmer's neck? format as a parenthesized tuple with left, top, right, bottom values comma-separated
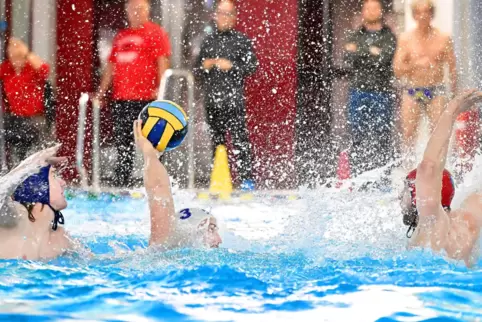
(13, 203, 55, 233)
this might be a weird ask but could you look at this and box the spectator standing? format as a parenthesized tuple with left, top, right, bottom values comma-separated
(195, 0, 258, 189)
(393, 0, 457, 169)
(96, 0, 171, 187)
(1, 37, 50, 166)
(343, 0, 397, 176)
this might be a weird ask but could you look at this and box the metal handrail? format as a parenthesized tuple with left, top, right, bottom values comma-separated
(76, 93, 89, 188)
(76, 69, 195, 191)
(0, 84, 6, 175)
(158, 69, 196, 189)
(92, 98, 101, 192)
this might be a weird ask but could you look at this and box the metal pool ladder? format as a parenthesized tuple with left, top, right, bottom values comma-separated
(75, 69, 196, 192)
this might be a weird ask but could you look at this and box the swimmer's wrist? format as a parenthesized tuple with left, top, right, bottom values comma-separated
(142, 148, 158, 159)
(445, 103, 459, 118)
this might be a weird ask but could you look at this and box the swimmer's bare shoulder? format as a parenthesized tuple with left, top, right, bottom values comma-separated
(0, 198, 21, 228)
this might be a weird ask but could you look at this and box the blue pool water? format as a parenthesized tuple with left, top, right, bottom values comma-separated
(0, 189, 482, 321)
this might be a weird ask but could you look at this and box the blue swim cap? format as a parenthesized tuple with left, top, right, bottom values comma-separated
(12, 165, 65, 230)
(13, 166, 51, 205)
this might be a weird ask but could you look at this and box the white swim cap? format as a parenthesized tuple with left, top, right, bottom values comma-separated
(167, 208, 214, 248)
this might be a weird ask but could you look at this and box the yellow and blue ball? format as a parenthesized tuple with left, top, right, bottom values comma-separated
(138, 100, 188, 152)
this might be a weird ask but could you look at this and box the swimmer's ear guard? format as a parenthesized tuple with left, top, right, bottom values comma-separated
(402, 176, 418, 238)
(402, 206, 418, 238)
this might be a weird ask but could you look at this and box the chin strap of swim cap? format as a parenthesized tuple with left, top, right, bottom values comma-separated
(48, 205, 65, 231)
(406, 223, 416, 238)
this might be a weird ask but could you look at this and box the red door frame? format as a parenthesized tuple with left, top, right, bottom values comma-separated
(56, 0, 95, 182)
(55, 0, 300, 188)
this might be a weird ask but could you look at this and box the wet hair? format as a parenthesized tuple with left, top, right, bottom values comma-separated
(21, 203, 45, 223)
(411, 0, 435, 17)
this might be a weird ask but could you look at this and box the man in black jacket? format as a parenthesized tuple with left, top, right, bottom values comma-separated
(195, 0, 258, 190)
(344, 0, 397, 176)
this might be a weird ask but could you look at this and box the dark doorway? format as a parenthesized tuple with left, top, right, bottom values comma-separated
(296, 0, 335, 187)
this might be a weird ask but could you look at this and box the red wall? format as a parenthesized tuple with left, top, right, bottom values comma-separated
(236, 1, 298, 189)
(56, 0, 95, 181)
(55, 0, 298, 188)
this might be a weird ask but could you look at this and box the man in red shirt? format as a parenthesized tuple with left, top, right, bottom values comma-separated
(0, 37, 50, 166)
(96, 0, 171, 187)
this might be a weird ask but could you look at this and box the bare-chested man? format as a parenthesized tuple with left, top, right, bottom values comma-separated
(399, 90, 482, 267)
(394, 0, 457, 166)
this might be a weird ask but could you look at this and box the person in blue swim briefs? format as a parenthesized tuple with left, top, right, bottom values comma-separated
(399, 90, 482, 267)
(393, 0, 457, 168)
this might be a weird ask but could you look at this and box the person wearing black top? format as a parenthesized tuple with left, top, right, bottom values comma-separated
(343, 0, 397, 176)
(195, 0, 258, 190)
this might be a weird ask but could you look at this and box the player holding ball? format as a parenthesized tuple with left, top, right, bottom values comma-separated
(135, 100, 222, 250)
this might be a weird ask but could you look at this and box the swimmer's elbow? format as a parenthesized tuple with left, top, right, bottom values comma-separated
(417, 160, 437, 177)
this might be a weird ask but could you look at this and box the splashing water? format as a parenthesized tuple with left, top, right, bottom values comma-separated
(0, 178, 482, 321)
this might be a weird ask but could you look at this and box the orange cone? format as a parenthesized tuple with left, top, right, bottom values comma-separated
(336, 150, 351, 189)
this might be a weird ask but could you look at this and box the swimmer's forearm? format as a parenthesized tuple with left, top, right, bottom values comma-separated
(143, 150, 169, 190)
(450, 71, 458, 95)
(0, 159, 46, 197)
(422, 106, 457, 166)
(142, 150, 175, 246)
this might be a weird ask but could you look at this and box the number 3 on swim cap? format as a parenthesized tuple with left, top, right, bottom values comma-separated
(179, 208, 192, 220)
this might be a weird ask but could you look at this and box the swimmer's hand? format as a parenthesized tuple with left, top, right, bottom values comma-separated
(447, 89, 482, 115)
(345, 43, 357, 52)
(369, 46, 381, 56)
(133, 120, 158, 157)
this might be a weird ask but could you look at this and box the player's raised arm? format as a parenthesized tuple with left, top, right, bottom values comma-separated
(133, 120, 175, 246)
(416, 90, 482, 216)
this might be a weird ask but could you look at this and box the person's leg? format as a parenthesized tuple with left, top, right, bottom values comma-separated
(7, 116, 38, 163)
(348, 89, 370, 175)
(227, 101, 253, 185)
(400, 93, 421, 169)
(113, 101, 144, 187)
(126, 101, 148, 186)
(426, 95, 448, 133)
(370, 92, 395, 169)
(205, 95, 227, 157)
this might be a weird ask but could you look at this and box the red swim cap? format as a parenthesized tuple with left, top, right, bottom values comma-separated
(405, 169, 455, 209)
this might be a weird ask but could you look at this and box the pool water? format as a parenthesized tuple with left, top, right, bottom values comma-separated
(0, 187, 482, 322)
